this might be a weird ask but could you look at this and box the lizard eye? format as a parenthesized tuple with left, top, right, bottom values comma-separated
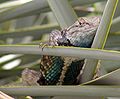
(66, 39, 71, 44)
(66, 39, 74, 46)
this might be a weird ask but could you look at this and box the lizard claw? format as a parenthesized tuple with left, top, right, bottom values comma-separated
(39, 42, 55, 51)
(39, 42, 48, 51)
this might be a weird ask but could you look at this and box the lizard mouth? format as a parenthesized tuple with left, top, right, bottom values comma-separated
(57, 38, 74, 46)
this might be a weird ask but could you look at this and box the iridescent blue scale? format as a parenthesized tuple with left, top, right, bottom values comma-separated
(40, 17, 100, 85)
(43, 56, 63, 85)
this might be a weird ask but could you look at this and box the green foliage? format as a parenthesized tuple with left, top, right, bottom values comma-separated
(0, 0, 120, 99)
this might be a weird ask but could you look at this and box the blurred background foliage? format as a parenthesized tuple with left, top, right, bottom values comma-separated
(0, 0, 120, 98)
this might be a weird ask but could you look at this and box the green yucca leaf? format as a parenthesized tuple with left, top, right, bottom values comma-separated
(47, 0, 77, 29)
(0, 85, 120, 97)
(0, 45, 120, 61)
(0, 0, 32, 10)
(0, 0, 104, 23)
(84, 68, 120, 85)
(81, 0, 119, 83)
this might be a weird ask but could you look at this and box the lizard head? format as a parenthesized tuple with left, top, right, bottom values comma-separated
(57, 30, 73, 46)
(50, 29, 73, 46)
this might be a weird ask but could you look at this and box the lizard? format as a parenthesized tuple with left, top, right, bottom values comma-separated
(22, 17, 100, 86)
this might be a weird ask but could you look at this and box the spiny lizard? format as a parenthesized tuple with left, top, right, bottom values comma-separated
(22, 17, 100, 86)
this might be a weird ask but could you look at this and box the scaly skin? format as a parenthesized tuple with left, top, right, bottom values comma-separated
(22, 17, 100, 85)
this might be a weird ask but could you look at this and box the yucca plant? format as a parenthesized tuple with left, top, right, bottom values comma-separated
(0, 0, 120, 99)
